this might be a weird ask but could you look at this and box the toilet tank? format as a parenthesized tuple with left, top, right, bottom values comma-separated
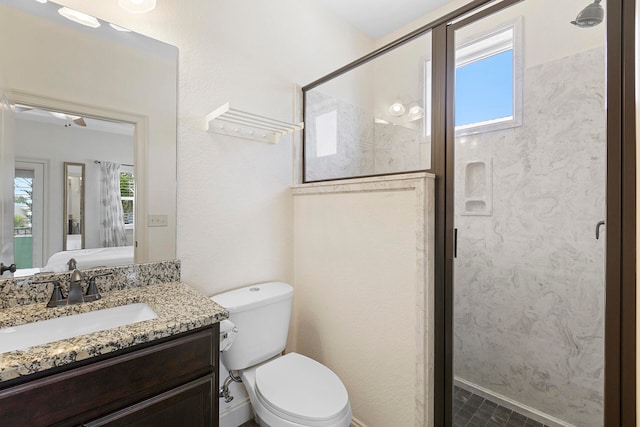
(211, 282, 294, 371)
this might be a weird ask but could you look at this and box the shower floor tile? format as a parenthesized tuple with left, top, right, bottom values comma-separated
(453, 386, 549, 427)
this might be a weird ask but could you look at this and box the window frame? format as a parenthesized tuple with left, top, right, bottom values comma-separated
(454, 17, 523, 136)
(119, 165, 135, 230)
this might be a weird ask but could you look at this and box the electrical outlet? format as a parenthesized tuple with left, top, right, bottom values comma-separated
(148, 214, 168, 227)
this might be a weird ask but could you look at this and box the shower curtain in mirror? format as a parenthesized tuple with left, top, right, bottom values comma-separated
(99, 161, 127, 247)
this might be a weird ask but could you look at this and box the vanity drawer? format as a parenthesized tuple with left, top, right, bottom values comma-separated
(84, 375, 213, 427)
(0, 325, 217, 427)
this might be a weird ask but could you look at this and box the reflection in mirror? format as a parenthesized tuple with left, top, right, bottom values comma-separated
(304, 30, 432, 182)
(13, 106, 135, 275)
(0, 0, 178, 274)
(63, 163, 85, 252)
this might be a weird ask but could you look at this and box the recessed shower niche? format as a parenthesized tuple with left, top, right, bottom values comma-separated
(462, 160, 492, 216)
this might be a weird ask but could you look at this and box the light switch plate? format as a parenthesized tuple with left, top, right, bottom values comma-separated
(148, 214, 168, 227)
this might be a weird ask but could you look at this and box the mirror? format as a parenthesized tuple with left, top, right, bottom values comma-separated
(63, 162, 85, 252)
(0, 0, 178, 275)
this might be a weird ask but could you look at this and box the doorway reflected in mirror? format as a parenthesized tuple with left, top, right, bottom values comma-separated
(13, 105, 135, 276)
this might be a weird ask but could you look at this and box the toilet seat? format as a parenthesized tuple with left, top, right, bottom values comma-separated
(254, 353, 351, 426)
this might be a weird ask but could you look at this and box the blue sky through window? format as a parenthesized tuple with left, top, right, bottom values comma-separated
(455, 50, 513, 127)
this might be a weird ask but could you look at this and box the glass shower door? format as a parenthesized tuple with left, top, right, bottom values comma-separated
(448, 1, 606, 426)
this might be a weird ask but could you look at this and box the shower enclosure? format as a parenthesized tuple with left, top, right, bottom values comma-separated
(448, 1, 606, 425)
(303, 0, 634, 425)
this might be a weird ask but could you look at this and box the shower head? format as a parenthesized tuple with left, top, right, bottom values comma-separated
(571, 0, 604, 28)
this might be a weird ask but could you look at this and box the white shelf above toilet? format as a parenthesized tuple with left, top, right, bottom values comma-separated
(205, 102, 304, 144)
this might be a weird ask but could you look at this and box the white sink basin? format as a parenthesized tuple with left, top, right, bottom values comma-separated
(0, 303, 158, 353)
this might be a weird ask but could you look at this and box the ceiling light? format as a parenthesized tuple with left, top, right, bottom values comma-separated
(407, 104, 424, 121)
(119, 0, 156, 13)
(34, 0, 48, 4)
(50, 111, 68, 120)
(58, 7, 100, 28)
(109, 23, 132, 32)
(388, 101, 406, 117)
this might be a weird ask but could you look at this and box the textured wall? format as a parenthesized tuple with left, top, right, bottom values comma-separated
(453, 47, 606, 426)
(46, 0, 374, 296)
(292, 173, 435, 427)
(304, 90, 374, 181)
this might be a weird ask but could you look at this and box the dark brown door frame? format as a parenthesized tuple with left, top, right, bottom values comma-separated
(604, 0, 636, 424)
(435, 0, 636, 425)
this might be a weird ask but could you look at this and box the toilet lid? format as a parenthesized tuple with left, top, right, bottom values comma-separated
(255, 353, 349, 422)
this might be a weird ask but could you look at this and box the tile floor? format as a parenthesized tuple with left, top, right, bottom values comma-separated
(238, 387, 549, 427)
(453, 386, 550, 427)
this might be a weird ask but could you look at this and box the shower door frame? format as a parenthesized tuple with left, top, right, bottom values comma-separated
(435, 0, 636, 425)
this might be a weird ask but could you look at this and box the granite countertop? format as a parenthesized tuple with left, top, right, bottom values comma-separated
(0, 281, 228, 383)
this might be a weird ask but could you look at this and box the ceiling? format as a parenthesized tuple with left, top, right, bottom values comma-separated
(314, 0, 453, 39)
(14, 105, 135, 136)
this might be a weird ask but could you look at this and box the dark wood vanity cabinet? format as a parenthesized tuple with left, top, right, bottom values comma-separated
(0, 324, 220, 427)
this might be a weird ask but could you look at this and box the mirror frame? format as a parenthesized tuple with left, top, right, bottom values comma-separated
(62, 162, 85, 251)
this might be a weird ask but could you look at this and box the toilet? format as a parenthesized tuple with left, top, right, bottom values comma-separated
(211, 282, 352, 427)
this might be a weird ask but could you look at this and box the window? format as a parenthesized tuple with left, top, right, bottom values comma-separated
(14, 171, 33, 235)
(119, 166, 135, 229)
(455, 22, 522, 134)
(315, 109, 338, 157)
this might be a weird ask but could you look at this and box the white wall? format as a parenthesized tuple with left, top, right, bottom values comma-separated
(15, 119, 134, 262)
(42, 0, 373, 296)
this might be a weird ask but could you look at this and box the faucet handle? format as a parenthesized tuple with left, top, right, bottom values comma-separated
(0, 263, 16, 275)
(85, 272, 112, 302)
(33, 280, 66, 308)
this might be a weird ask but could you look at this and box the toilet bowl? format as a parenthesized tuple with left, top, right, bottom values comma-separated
(241, 353, 352, 427)
(211, 282, 352, 427)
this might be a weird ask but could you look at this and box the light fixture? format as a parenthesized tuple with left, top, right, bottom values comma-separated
(388, 101, 406, 117)
(407, 104, 424, 121)
(58, 7, 100, 28)
(34, 0, 47, 4)
(50, 111, 80, 120)
(50, 111, 68, 120)
(119, 0, 157, 13)
(109, 23, 132, 32)
(570, 0, 604, 28)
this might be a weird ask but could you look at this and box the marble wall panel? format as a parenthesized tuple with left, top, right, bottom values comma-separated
(305, 90, 375, 181)
(305, 91, 430, 180)
(374, 122, 429, 174)
(453, 47, 605, 426)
